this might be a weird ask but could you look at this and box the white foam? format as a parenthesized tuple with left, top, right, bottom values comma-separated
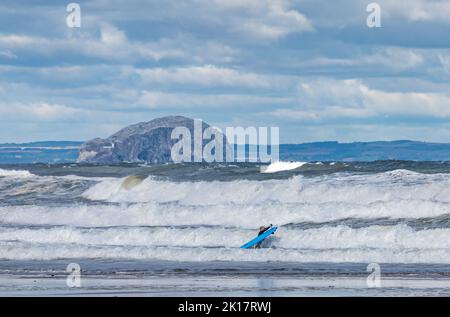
(1, 198, 450, 230)
(82, 171, 450, 206)
(2, 225, 450, 251)
(0, 168, 34, 178)
(261, 161, 307, 173)
(2, 239, 450, 263)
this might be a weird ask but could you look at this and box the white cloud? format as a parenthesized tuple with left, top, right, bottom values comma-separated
(234, 1, 314, 40)
(0, 49, 17, 59)
(134, 64, 285, 88)
(0, 102, 85, 121)
(82, 23, 186, 61)
(0, 24, 185, 62)
(272, 78, 450, 120)
(360, 49, 424, 71)
(99, 22, 126, 46)
(439, 55, 450, 74)
(0, 34, 37, 46)
(220, 0, 314, 40)
(136, 90, 291, 109)
(381, 0, 450, 23)
(0, 22, 241, 64)
(309, 48, 424, 71)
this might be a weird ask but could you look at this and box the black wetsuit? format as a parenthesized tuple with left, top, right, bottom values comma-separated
(254, 226, 271, 249)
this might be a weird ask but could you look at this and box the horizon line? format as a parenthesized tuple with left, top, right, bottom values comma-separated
(1, 139, 450, 146)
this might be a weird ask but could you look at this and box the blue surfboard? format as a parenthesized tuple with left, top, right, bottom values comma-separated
(240, 226, 278, 249)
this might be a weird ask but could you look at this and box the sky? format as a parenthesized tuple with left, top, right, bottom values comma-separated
(0, 0, 450, 143)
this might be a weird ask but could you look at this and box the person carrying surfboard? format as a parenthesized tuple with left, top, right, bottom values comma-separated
(240, 224, 277, 249)
(255, 224, 272, 248)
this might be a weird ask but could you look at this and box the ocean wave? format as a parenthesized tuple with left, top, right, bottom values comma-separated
(2, 165, 450, 264)
(0, 176, 94, 204)
(82, 171, 450, 205)
(0, 168, 34, 178)
(1, 198, 450, 229)
(2, 240, 450, 263)
(2, 225, 450, 250)
(260, 161, 307, 173)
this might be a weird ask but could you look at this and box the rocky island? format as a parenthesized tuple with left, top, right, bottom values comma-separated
(77, 116, 229, 164)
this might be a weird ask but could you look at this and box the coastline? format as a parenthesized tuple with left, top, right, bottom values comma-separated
(2, 260, 450, 297)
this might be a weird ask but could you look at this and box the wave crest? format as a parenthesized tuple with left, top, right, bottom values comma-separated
(0, 168, 34, 178)
(261, 161, 307, 173)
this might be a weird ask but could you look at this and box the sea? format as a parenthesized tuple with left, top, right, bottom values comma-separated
(1, 161, 450, 296)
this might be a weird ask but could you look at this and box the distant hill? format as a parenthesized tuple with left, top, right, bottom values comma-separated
(0, 141, 83, 148)
(280, 141, 450, 162)
(0, 140, 449, 164)
(0, 141, 82, 164)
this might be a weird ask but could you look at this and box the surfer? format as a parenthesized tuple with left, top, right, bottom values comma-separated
(255, 224, 272, 249)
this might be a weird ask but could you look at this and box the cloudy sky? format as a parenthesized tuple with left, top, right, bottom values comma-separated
(1, 0, 450, 143)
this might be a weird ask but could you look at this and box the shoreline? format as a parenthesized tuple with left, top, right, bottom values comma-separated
(2, 274, 450, 297)
(1, 260, 450, 296)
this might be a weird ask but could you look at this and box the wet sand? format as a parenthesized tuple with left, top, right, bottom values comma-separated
(1, 260, 450, 296)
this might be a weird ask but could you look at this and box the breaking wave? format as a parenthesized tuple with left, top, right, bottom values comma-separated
(1, 165, 450, 263)
(260, 161, 307, 173)
(0, 168, 34, 178)
(82, 171, 450, 206)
